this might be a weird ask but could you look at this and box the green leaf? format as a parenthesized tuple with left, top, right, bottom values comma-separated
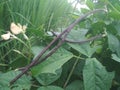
(32, 46, 45, 55)
(36, 68, 62, 85)
(0, 70, 32, 89)
(66, 28, 97, 58)
(108, 11, 120, 20)
(65, 80, 84, 90)
(31, 48, 73, 75)
(90, 21, 105, 34)
(107, 33, 120, 57)
(109, 0, 120, 12)
(107, 33, 119, 52)
(73, 60, 85, 76)
(10, 57, 28, 69)
(86, 0, 94, 10)
(112, 54, 120, 62)
(14, 75, 32, 90)
(117, 87, 120, 90)
(12, 87, 23, 90)
(0, 87, 10, 90)
(0, 71, 20, 88)
(114, 22, 120, 35)
(68, 43, 97, 58)
(31, 46, 45, 58)
(83, 58, 115, 90)
(66, 29, 88, 41)
(37, 86, 64, 90)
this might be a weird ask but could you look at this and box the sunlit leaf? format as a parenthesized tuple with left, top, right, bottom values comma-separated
(66, 29, 88, 41)
(31, 48, 73, 75)
(31, 46, 46, 59)
(69, 43, 98, 57)
(86, 0, 94, 10)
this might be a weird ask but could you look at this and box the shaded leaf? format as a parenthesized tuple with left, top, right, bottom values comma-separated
(12, 87, 23, 90)
(114, 22, 120, 35)
(107, 33, 119, 51)
(65, 80, 84, 90)
(73, 60, 85, 76)
(90, 21, 105, 34)
(83, 58, 115, 90)
(36, 68, 62, 85)
(10, 57, 28, 69)
(37, 85, 64, 90)
(107, 33, 120, 57)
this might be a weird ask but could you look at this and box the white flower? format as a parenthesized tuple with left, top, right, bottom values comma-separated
(1, 32, 11, 40)
(10, 22, 27, 35)
(17, 23, 22, 29)
(10, 22, 23, 35)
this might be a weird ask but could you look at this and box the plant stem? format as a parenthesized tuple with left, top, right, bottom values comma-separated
(63, 57, 79, 88)
(52, 32, 105, 44)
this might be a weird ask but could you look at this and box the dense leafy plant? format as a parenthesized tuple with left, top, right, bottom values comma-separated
(0, 0, 120, 90)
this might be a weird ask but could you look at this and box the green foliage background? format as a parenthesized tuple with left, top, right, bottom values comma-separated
(0, 0, 120, 90)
